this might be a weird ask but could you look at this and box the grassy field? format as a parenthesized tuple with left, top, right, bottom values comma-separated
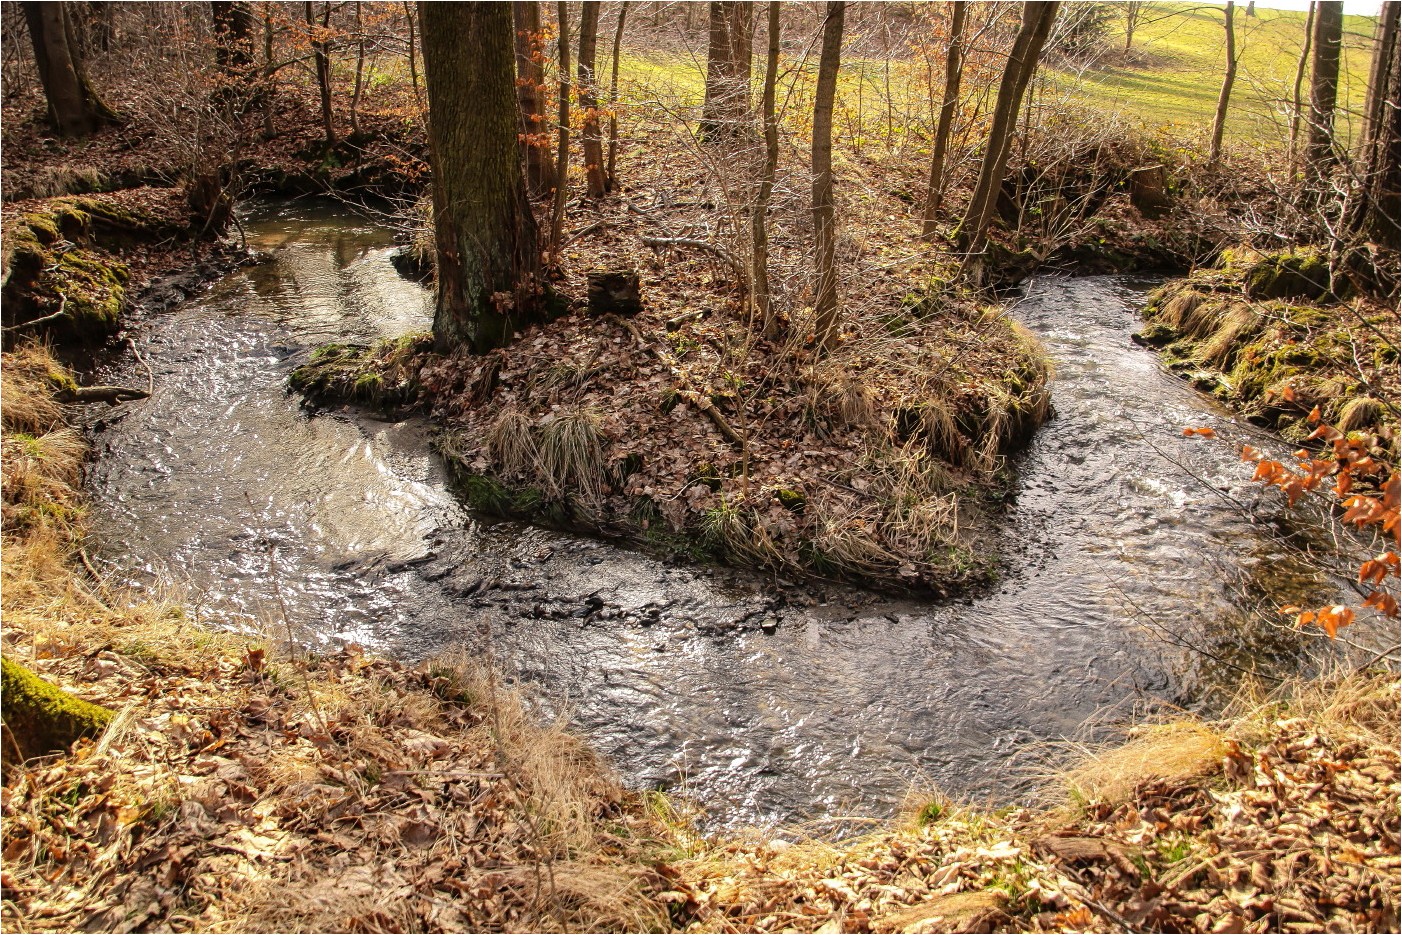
(1058, 2, 1379, 145)
(617, 2, 1381, 154)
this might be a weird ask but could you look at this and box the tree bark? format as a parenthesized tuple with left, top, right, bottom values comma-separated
(350, 1, 365, 136)
(211, 0, 257, 73)
(420, 2, 541, 354)
(750, 0, 781, 336)
(1209, 1, 1237, 164)
(955, 1, 1059, 270)
(578, 1, 607, 198)
(1306, 0, 1343, 173)
(1289, 2, 1317, 169)
(405, 1, 424, 112)
(305, 1, 335, 147)
(812, 0, 844, 348)
(922, 1, 968, 235)
(514, 1, 555, 197)
(22, 1, 118, 137)
(700, 1, 754, 141)
(606, 2, 628, 191)
(1342, 0, 1400, 248)
(549, 0, 571, 261)
(2, 658, 113, 763)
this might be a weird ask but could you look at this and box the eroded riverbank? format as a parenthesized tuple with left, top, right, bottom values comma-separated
(84, 202, 1387, 828)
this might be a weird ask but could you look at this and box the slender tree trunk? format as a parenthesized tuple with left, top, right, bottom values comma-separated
(262, 2, 277, 138)
(1342, 0, 1400, 248)
(1209, 1, 1237, 164)
(305, 1, 335, 147)
(350, 1, 365, 136)
(578, 1, 607, 198)
(956, 0, 1059, 271)
(22, 1, 118, 137)
(1306, 0, 1344, 173)
(419, 2, 541, 354)
(606, 2, 628, 191)
(549, 0, 572, 261)
(922, 1, 968, 235)
(812, 1, 844, 348)
(1289, 2, 1317, 169)
(405, 1, 424, 112)
(514, 2, 555, 197)
(700, 1, 754, 141)
(751, 0, 781, 336)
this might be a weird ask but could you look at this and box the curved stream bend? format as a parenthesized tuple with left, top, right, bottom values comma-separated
(88, 203, 1375, 829)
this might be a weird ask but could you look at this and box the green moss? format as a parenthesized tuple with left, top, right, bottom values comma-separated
(775, 487, 807, 513)
(1, 657, 114, 760)
(1242, 248, 1332, 301)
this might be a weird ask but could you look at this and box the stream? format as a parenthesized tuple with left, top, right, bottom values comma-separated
(85, 202, 1383, 830)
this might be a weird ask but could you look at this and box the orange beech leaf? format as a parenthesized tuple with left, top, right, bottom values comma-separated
(1359, 560, 1389, 585)
(1307, 405, 1322, 423)
(1240, 445, 1263, 462)
(1252, 460, 1283, 482)
(1306, 424, 1343, 442)
(1182, 426, 1216, 438)
(1334, 473, 1354, 497)
(1281, 383, 1298, 402)
(1363, 590, 1400, 618)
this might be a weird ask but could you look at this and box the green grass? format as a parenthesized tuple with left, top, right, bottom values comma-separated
(1049, 3, 1379, 143)
(616, 2, 1382, 155)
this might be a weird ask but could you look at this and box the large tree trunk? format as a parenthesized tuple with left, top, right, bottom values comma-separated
(2, 658, 113, 763)
(1209, 2, 1237, 164)
(1289, 2, 1317, 168)
(420, 2, 541, 354)
(22, 1, 118, 137)
(1342, 0, 1400, 249)
(578, 1, 607, 198)
(956, 1, 1059, 272)
(210, 0, 257, 73)
(1306, 1, 1344, 173)
(811, 0, 844, 348)
(922, 1, 968, 235)
(700, 1, 754, 141)
(750, 0, 781, 337)
(305, 1, 336, 147)
(514, 1, 556, 197)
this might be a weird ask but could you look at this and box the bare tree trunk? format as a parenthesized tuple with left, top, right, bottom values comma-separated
(419, 2, 541, 354)
(606, 1, 628, 191)
(1209, 2, 1237, 164)
(305, 1, 335, 147)
(1306, 1, 1343, 173)
(404, 1, 424, 112)
(1342, 0, 1400, 248)
(922, 1, 968, 235)
(549, 0, 572, 262)
(579, 1, 606, 198)
(812, 0, 844, 348)
(955, 0, 1059, 272)
(1289, 2, 1317, 169)
(262, 2, 277, 138)
(350, 1, 365, 136)
(514, 1, 555, 196)
(700, 1, 754, 141)
(22, 1, 118, 137)
(1123, 0, 1143, 55)
(750, 0, 781, 336)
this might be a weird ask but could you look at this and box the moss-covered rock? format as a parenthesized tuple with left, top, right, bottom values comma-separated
(290, 333, 435, 411)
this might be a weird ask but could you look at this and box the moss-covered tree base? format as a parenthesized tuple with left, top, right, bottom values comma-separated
(288, 333, 435, 411)
(2, 657, 114, 762)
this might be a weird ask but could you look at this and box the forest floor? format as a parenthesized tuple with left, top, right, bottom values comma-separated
(3, 33, 1400, 935)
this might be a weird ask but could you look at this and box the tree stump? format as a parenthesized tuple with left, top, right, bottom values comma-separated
(587, 271, 643, 317)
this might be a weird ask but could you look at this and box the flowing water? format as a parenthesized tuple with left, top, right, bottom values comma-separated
(85, 202, 1384, 829)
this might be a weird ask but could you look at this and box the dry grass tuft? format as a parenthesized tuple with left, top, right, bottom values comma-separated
(487, 406, 541, 481)
(1061, 721, 1228, 805)
(1157, 288, 1204, 332)
(1199, 303, 1261, 369)
(1336, 395, 1389, 433)
(539, 407, 605, 502)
